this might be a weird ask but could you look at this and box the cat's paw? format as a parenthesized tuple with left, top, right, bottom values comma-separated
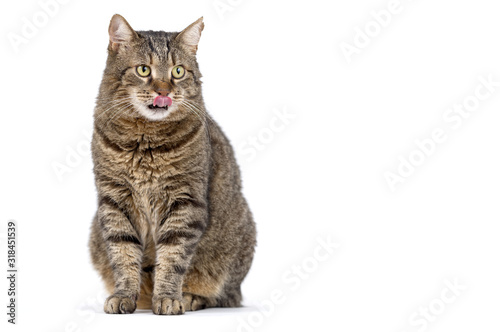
(152, 295, 185, 315)
(104, 293, 137, 314)
(183, 293, 211, 311)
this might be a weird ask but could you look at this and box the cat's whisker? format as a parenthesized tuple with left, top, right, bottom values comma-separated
(95, 97, 136, 125)
(182, 100, 213, 130)
(95, 95, 135, 106)
(95, 96, 135, 115)
(180, 101, 205, 125)
(180, 101, 211, 141)
(95, 99, 135, 128)
(182, 100, 215, 125)
(103, 102, 134, 129)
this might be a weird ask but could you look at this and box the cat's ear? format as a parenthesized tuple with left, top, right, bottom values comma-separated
(108, 14, 138, 52)
(176, 17, 204, 56)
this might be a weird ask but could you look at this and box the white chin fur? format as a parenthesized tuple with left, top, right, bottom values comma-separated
(135, 103, 174, 121)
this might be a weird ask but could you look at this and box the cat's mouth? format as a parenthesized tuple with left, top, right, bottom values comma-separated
(150, 96, 172, 111)
(137, 95, 174, 121)
(148, 104, 169, 111)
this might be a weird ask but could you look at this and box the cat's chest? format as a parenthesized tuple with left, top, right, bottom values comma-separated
(134, 184, 164, 228)
(116, 142, 173, 231)
(129, 149, 169, 209)
(120, 140, 175, 183)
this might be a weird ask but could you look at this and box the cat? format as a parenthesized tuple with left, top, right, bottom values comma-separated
(88, 14, 256, 315)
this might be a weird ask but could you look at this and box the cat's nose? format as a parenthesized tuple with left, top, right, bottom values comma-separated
(156, 89, 170, 96)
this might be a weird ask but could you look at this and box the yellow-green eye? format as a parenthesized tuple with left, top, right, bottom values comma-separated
(172, 65, 185, 79)
(137, 65, 151, 77)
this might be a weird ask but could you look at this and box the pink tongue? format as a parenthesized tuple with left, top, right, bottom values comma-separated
(153, 96, 173, 108)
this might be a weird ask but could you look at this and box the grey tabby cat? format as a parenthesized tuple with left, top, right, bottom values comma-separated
(88, 14, 256, 315)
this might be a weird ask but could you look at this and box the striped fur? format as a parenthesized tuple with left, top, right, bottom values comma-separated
(88, 15, 256, 315)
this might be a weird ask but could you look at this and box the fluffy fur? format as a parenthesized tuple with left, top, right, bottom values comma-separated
(88, 14, 256, 315)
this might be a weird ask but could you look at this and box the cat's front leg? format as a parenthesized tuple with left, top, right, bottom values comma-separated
(152, 198, 207, 315)
(98, 197, 143, 314)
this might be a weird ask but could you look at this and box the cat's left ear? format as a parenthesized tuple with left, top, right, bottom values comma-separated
(176, 17, 204, 56)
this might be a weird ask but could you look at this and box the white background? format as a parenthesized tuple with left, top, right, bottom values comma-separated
(1, 0, 500, 331)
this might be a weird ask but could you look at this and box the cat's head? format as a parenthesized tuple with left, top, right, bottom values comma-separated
(99, 14, 204, 122)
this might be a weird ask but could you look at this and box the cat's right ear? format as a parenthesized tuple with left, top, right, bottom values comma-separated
(108, 14, 138, 52)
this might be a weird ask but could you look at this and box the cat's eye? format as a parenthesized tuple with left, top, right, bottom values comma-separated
(137, 65, 151, 77)
(172, 66, 185, 79)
